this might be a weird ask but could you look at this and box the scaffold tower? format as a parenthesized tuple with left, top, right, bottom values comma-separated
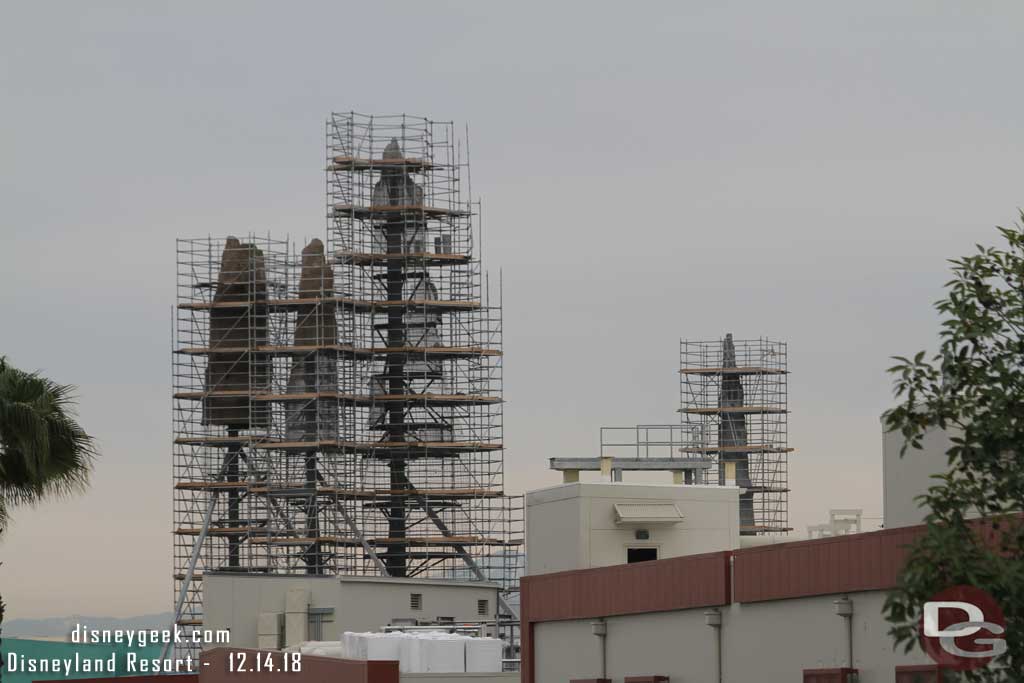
(679, 335, 791, 534)
(171, 112, 523, 664)
(325, 114, 521, 618)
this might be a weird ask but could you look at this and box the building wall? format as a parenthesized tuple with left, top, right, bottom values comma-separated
(532, 592, 933, 682)
(524, 492, 588, 575)
(521, 550, 731, 683)
(882, 423, 955, 529)
(520, 521, 962, 683)
(526, 483, 739, 575)
(336, 578, 499, 630)
(533, 619, 603, 683)
(204, 574, 498, 649)
(723, 593, 933, 680)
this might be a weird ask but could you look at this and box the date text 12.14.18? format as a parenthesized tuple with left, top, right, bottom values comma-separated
(228, 652, 302, 673)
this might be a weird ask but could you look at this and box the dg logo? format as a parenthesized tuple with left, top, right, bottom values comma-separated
(919, 585, 1007, 671)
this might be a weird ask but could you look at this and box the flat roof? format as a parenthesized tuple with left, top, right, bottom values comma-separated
(205, 572, 499, 590)
(526, 481, 740, 505)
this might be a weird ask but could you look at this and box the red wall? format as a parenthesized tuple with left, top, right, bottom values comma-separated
(520, 551, 732, 683)
(732, 525, 920, 603)
(521, 550, 732, 623)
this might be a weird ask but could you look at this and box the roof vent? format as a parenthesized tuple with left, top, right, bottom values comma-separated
(613, 503, 684, 526)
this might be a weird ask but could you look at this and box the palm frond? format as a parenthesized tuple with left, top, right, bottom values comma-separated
(0, 359, 96, 534)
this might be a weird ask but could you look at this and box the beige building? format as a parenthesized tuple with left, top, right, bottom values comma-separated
(526, 482, 740, 575)
(882, 422, 957, 529)
(203, 574, 499, 650)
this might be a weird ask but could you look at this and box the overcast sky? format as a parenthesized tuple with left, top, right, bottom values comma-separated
(2, 1, 1022, 620)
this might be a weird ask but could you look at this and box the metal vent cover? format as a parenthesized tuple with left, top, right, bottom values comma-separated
(613, 502, 684, 526)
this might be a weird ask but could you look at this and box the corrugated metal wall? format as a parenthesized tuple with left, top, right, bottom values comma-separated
(521, 550, 732, 623)
(733, 525, 920, 603)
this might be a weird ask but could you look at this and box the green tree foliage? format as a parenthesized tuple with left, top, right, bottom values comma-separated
(884, 215, 1024, 680)
(0, 356, 96, 532)
(0, 358, 96, 683)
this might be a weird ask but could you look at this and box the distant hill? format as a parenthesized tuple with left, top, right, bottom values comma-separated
(3, 612, 174, 639)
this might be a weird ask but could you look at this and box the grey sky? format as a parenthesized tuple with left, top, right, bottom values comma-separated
(1, 1, 1021, 619)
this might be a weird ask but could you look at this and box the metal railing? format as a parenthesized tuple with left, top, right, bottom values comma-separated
(599, 424, 709, 460)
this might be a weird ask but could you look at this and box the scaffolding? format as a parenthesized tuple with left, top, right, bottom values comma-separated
(171, 112, 523, 665)
(172, 234, 292, 641)
(679, 334, 790, 534)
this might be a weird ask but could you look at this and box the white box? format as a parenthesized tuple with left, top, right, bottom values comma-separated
(466, 637, 503, 672)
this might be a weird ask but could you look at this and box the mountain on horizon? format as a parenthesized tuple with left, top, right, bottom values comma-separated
(3, 612, 174, 639)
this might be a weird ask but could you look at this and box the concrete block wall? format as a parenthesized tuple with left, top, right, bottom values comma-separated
(532, 592, 935, 682)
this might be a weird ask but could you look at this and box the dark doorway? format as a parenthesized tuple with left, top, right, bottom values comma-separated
(627, 547, 658, 563)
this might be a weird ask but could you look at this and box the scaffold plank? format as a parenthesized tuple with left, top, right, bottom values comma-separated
(332, 203, 469, 218)
(677, 445, 794, 454)
(175, 344, 500, 358)
(678, 406, 788, 415)
(173, 390, 499, 406)
(329, 155, 434, 171)
(679, 366, 788, 375)
(335, 250, 470, 266)
(179, 296, 481, 312)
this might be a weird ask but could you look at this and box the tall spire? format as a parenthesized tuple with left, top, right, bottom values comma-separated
(382, 137, 402, 159)
(717, 332, 755, 534)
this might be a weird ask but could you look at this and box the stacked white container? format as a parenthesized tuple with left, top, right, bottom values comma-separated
(465, 637, 504, 672)
(297, 631, 501, 673)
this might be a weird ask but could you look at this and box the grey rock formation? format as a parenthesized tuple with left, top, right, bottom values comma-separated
(286, 238, 338, 441)
(203, 237, 269, 428)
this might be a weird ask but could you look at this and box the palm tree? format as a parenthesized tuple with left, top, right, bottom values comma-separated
(0, 357, 95, 681)
(0, 356, 97, 533)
